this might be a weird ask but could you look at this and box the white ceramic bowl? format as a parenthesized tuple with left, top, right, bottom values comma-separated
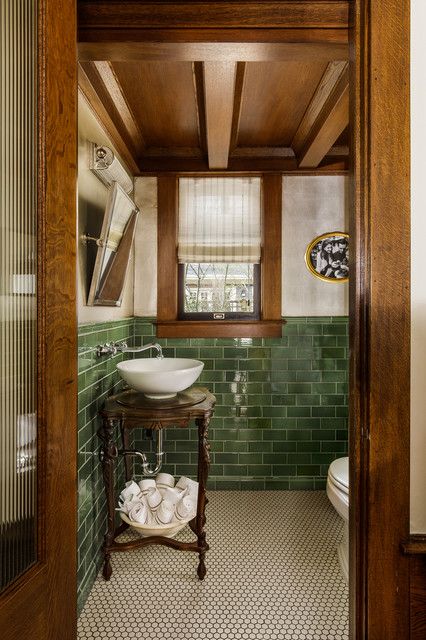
(120, 512, 190, 538)
(116, 358, 204, 399)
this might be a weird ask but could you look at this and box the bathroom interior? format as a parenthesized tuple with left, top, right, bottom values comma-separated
(2, 2, 423, 639)
(75, 21, 351, 640)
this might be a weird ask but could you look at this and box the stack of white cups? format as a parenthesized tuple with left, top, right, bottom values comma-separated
(116, 473, 198, 527)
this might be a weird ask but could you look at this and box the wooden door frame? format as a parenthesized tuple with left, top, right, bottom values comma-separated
(76, 2, 412, 638)
(0, 1, 78, 638)
(350, 1, 411, 637)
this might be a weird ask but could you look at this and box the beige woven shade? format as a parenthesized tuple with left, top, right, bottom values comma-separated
(178, 177, 262, 263)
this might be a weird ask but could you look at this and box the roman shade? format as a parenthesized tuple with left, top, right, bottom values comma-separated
(178, 177, 261, 263)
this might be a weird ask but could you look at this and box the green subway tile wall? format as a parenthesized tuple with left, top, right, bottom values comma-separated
(77, 318, 134, 614)
(77, 315, 348, 612)
(132, 317, 349, 491)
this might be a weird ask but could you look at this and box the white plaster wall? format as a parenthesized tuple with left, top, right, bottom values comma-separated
(410, 0, 426, 533)
(282, 176, 349, 316)
(132, 175, 348, 318)
(77, 93, 134, 324)
(133, 177, 158, 317)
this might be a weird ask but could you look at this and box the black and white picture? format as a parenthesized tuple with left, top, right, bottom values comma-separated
(305, 232, 349, 282)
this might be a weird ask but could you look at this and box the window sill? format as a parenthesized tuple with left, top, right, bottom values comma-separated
(156, 320, 285, 338)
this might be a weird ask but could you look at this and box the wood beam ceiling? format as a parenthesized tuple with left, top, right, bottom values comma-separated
(77, 2, 350, 175)
(292, 61, 349, 167)
(203, 62, 237, 169)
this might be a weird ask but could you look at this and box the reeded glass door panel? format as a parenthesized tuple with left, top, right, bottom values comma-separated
(0, 0, 37, 591)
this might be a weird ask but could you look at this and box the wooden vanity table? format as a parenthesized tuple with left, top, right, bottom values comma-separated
(98, 387, 215, 581)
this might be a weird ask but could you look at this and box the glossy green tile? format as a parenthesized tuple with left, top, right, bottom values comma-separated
(296, 324, 323, 335)
(336, 406, 349, 417)
(289, 478, 315, 490)
(311, 359, 336, 371)
(322, 323, 347, 335)
(287, 407, 311, 417)
(249, 440, 273, 452)
(287, 382, 312, 393)
(312, 429, 335, 440)
(272, 441, 298, 452)
(288, 359, 311, 371)
(312, 406, 336, 417)
(321, 394, 345, 406)
(288, 335, 313, 348)
(224, 440, 248, 452)
(199, 347, 224, 358)
(321, 370, 347, 382)
(215, 452, 238, 464)
(248, 347, 271, 359)
(297, 441, 320, 452)
(238, 452, 264, 465)
(273, 465, 297, 475)
(296, 394, 320, 406)
(296, 417, 320, 429)
(313, 336, 337, 347)
(223, 464, 248, 476)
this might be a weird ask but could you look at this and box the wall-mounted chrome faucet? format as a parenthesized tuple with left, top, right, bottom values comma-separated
(96, 341, 164, 359)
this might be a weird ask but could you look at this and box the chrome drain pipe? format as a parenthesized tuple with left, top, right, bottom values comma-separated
(118, 429, 163, 476)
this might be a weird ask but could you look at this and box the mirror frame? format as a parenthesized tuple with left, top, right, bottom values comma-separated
(87, 182, 139, 306)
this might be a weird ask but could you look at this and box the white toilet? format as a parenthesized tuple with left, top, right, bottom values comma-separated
(326, 456, 349, 583)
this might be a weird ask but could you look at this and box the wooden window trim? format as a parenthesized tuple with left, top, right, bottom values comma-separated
(156, 173, 283, 338)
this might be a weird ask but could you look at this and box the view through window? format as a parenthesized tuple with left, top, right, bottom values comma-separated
(182, 263, 256, 314)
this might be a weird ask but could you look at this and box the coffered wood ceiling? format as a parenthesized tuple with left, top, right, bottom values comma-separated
(77, 1, 350, 174)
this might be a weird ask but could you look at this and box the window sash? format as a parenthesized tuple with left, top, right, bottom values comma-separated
(178, 264, 261, 320)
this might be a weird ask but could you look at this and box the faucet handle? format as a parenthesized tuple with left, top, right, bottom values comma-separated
(114, 340, 128, 353)
(96, 342, 117, 357)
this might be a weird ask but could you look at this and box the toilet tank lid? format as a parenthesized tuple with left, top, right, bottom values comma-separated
(329, 457, 349, 489)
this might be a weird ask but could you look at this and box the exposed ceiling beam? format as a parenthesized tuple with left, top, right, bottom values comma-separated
(78, 41, 348, 63)
(92, 61, 146, 153)
(231, 146, 295, 158)
(292, 61, 349, 168)
(203, 62, 237, 169)
(136, 155, 348, 174)
(192, 62, 207, 155)
(229, 63, 247, 152)
(78, 2, 349, 30)
(78, 63, 140, 174)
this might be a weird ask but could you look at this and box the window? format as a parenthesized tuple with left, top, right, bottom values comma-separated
(179, 263, 260, 319)
(156, 174, 282, 338)
(177, 177, 261, 320)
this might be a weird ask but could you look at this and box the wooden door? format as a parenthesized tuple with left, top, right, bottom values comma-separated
(0, 1, 77, 638)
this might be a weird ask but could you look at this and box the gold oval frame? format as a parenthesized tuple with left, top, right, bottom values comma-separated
(304, 232, 349, 283)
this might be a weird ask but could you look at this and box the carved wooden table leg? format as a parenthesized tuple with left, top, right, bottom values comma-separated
(195, 415, 211, 580)
(121, 424, 132, 482)
(98, 417, 118, 580)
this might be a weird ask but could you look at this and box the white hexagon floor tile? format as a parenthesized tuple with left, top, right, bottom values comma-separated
(78, 491, 349, 640)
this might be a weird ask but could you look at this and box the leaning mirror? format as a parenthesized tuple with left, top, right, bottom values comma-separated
(87, 182, 139, 306)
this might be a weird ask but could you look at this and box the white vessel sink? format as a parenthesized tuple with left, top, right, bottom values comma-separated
(116, 358, 204, 399)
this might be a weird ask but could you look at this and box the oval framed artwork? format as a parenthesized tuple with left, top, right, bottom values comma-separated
(305, 232, 349, 283)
